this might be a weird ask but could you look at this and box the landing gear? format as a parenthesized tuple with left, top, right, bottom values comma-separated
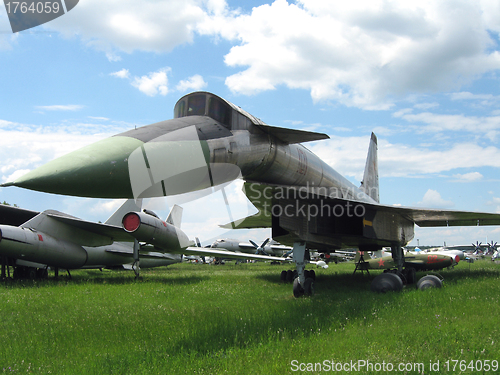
(293, 278, 303, 297)
(292, 276, 315, 297)
(289, 242, 315, 297)
(403, 267, 417, 285)
(12, 265, 50, 280)
(280, 242, 316, 297)
(371, 272, 404, 293)
(132, 239, 140, 279)
(416, 275, 443, 290)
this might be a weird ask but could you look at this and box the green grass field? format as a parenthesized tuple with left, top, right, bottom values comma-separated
(1, 259, 500, 374)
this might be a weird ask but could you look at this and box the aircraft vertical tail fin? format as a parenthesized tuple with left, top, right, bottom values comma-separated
(166, 204, 183, 229)
(360, 132, 379, 203)
(105, 199, 143, 226)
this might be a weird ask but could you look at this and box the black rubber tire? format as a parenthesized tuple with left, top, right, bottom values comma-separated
(280, 270, 287, 283)
(303, 278, 315, 296)
(416, 275, 443, 290)
(309, 270, 316, 281)
(371, 273, 404, 293)
(293, 278, 304, 298)
(286, 270, 294, 283)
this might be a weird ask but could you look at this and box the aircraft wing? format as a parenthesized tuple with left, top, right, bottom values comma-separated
(223, 181, 500, 229)
(47, 212, 134, 242)
(0, 204, 39, 226)
(237, 242, 258, 250)
(387, 206, 500, 227)
(104, 247, 179, 260)
(19, 210, 134, 247)
(183, 247, 291, 262)
(254, 124, 329, 144)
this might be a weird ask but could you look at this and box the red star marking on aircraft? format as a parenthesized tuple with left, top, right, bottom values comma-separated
(378, 258, 385, 267)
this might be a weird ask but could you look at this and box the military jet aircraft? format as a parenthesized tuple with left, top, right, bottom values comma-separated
(354, 249, 461, 284)
(120, 209, 295, 265)
(5, 91, 500, 296)
(0, 200, 184, 279)
(211, 238, 291, 256)
(0, 199, 290, 280)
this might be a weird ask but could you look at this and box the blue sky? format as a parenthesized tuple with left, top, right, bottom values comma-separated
(2, 0, 500, 246)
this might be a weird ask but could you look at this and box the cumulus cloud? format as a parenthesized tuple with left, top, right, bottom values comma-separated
(392, 109, 500, 141)
(417, 189, 454, 208)
(200, 0, 500, 109)
(131, 68, 170, 96)
(111, 68, 207, 96)
(309, 135, 500, 181)
(45, 0, 207, 55)
(176, 74, 207, 92)
(110, 69, 130, 79)
(452, 172, 483, 182)
(14, 1, 496, 109)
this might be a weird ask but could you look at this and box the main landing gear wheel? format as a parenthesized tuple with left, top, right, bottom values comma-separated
(305, 269, 316, 281)
(280, 270, 287, 283)
(293, 278, 304, 297)
(292, 277, 315, 297)
(416, 275, 443, 290)
(303, 278, 315, 296)
(371, 273, 403, 293)
(282, 269, 297, 283)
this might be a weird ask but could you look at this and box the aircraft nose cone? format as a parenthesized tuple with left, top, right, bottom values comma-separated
(8, 136, 144, 198)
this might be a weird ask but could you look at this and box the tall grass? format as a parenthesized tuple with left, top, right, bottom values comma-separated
(1, 260, 499, 374)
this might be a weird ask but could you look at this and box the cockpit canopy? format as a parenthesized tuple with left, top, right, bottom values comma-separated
(174, 92, 265, 130)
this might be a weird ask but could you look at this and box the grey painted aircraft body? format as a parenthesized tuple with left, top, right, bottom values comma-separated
(0, 200, 182, 278)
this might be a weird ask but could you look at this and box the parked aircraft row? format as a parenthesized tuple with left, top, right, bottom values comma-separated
(0, 200, 291, 280)
(3, 91, 500, 295)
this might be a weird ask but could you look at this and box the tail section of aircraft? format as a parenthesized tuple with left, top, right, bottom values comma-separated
(166, 204, 183, 229)
(105, 199, 143, 226)
(360, 132, 379, 203)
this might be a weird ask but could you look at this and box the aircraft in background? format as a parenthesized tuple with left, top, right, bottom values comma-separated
(121, 207, 296, 265)
(354, 248, 461, 288)
(0, 200, 182, 279)
(412, 246, 465, 261)
(5, 91, 500, 296)
(210, 238, 292, 257)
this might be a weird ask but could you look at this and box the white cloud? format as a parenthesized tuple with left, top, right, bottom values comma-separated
(393, 109, 500, 140)
(36, 105, 84, 111)
(44, 0, 207, 55)
(176, 74, 207, 92)
(9, 0, 495, 109)
(200, 0, 500, 109)
(131, 68, 170, 96)
(452, 172, 483, 182)
(486, 196, 500, 214)
(111, 68, 207, 96)
(110, 69, 130, 79)
(417, 189, 454, 208)
(309, 135, 500, 180)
